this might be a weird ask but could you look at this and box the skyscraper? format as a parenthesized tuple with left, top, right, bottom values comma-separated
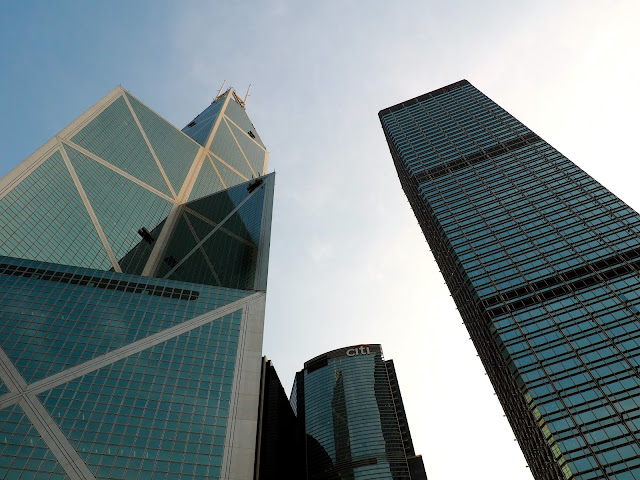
(379, 80, 640, 480)
(290, 344, 427, 480)
(0, 86, 273, 479)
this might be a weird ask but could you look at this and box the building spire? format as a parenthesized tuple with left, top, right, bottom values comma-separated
(213, 80, 227, 103)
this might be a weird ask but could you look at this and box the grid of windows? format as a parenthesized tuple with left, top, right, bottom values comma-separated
(212, 156, 247, 190)
(126, 93, 201, 195)
(227, 121, 266, 177)
(0, 88, 270, 281)
(223, 98, 265, 149)
(0, 86, 272, 480)
(189, 156, 225, 202)
(380, 80, 640, 479)
(71, 96, 172, 197)
(38, 311, 242, 480)
(154, 174, 272, 290)
(302, 347, 412, 480)
(0, 256, 249, 383)
(66, 144, 175, 264)
(210, 122, 253, 180)
(0, 404, 67, 479)
(182, 98, 226, 147)
(0, 151, 112, 270)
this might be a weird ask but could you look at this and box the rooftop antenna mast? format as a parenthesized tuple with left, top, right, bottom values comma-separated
(214, 80, 227, 103)
(243, 84, 252, 106)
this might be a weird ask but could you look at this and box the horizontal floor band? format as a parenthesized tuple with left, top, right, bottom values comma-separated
(481, 246, 640, 318)
(413, 131, 540, 182)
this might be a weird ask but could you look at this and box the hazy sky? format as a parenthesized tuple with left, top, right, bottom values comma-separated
(2, 2, 640, 479)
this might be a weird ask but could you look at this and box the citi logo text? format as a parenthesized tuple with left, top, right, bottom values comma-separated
(346, 345, 371, 357)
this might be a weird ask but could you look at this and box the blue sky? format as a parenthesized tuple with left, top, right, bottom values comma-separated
(2, 1, 640, 479)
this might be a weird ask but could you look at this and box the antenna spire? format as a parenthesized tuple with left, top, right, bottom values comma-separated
(214, 80, 227, 103)
(244, 84, 252, 106)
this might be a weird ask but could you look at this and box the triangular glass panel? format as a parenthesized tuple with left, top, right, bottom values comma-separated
(38, 311, 244, 479)
(189, 154, 226, 201)
(71, 96, 172, 196)
(227, 120, 267, 176)
(210, 155, 248, 191)
(153, 210, 215, 284)
(163, 179, 271, 289)
(0, 404, 68, 477)
(66, 144, 174, 263)
(210, 120, 254, 180)
(177, 208, 258, 290)
(0, 255, 250, 383)
(186, 181, 257, 243)
(182, 98, 226, 147)
(224, 97, 265, 148)
(126, 93, 201, 194)
(0, 150, 112, 270)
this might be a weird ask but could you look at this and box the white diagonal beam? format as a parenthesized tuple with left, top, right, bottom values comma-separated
(223, 117, 257, 178)
(184, 206, 256, 247)
(207, 153, 227, 188)
(0, 347, 27, 392)
(210, 151, 249, 182)
(58, 140, 122, 272)
(20, 395, 97, 480)
(62, 140, 176, 203)
(223, 114, 267, 153)
(0, 87, 123, 204)
(163, 184, 261, 278)
(182, 212, 223, 286)
(123, 93, 178, 199)
(0, 292, 262, 410)
(0, 346, 95, 479)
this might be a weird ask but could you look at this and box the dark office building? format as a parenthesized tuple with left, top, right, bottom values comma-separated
(288, 345, 427, 480)
(0, 86, 273, 479)
(254, 358, 302, 480)
(380, 80, 640, 479)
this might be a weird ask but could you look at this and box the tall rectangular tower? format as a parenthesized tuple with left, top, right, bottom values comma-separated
(380, 81, 640, 480)
(0, 87, 273, 479)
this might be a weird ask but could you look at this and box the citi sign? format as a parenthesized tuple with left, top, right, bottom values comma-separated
(346, 345, 371, 357)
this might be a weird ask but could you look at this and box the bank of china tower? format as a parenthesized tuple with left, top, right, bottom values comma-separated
(0, 86, 273, 479)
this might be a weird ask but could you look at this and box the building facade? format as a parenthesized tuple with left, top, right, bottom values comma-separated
(380, 80, 640, 479)
(290, 345, 427, 480)
(0, 87, 273, 479)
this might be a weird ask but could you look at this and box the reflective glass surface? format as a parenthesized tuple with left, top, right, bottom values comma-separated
(380, 80, 640, 479)
(0, 404, 67, 479)
(0, 256, 252, 479)
(223, 97, 265, 149)
(226, 121, 266, 177)
(0, 87, 271, 480)
(210, 121, 253, 180)
(158, 175, 273, 290)
(189, 155, 225, 202)
(117, 218, 167, 275)
(38, 310, 242, 480)
(66, 144, 174, 264)
(0, 256, 249, 383)
(303, 350, 411, 479)
(182, 99, 225, 147)
(210, 156, 246, 190)
(0, 151, 112, 271)
(126, 93, 201, 195)
(71, 96, 172, 197)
